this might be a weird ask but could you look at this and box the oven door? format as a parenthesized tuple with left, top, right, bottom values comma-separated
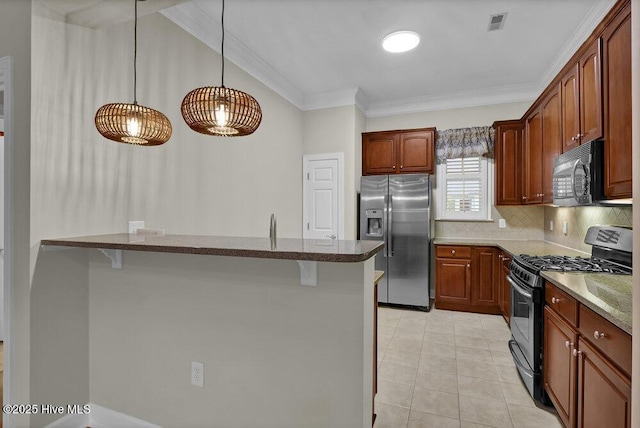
(508, 274, 536, 364)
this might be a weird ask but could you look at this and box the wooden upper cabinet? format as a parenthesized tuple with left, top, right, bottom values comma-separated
(362, 133, 397, 175)
(561, 64, 581, 152)
(602, 3, 631, 199)
(398, 131, 435, 173)
(493, 120, 523, 206)
(561, 38, 603, 153)
(362, 128, 435, 175)
(541, 86, 562, 204)
(579, 40, 603, 144)
(524, 109, 543, 204)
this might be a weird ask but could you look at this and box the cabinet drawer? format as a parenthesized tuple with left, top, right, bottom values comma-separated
(545, 282, 578, 326)
(578, 305, 631, 377)
(435, 246, 471, 259)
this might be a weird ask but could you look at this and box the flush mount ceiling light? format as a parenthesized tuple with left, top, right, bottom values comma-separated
(382, 30, 420, 53)
(181, 0, 262, 137)
(95, 0, 172, 146)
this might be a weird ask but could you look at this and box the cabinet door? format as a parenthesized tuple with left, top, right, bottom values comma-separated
(472, 247, 498, 308)
(541, 87, 562, 204)
(576, 338, 631, 428)
(435, 258, 471, 306)
(544, 307, 577, 428)
(602, 4, 632, 199)
(561, 64, 581, 152)
(362, 133, 397, 175)
(524, 109, 543, 204)
(494, 121, 523, 205)
(398, 130, 434, 174)
(579, 39, 603, 144)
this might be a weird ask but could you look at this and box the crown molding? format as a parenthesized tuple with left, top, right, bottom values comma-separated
(163, 0, 618, 117)
(534, 0, 619, 93)
(161, 2, 305, 109)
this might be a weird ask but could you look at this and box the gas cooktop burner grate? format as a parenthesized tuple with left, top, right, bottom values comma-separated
(516, 254, 631, 275)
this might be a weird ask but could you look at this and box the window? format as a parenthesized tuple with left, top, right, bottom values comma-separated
(436, 156, 493, 221)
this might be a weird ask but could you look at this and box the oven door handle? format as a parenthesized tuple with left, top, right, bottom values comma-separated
(508, 340, 534, 379)
(507, 275, 532, 299)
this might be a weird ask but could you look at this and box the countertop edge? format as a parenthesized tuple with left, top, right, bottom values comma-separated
(40, 235, 385, 263)
(541, 272, 632, 335)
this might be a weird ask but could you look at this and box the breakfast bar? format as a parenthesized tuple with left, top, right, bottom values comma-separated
(37, 234, 384, 428)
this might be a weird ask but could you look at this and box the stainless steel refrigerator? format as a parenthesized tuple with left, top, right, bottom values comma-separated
(359, 174, 431, 309)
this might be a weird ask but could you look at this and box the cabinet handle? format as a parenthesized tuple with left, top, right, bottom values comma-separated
(400, 165, 403, 169)
(593, 331, 606, 340)
(467, 264, 471, 268)
(522, 196, 527, 200)
(392, 165, 396, 169)
(577, 133, 584, 139)
(451, 250, 456, 255)
(499, 254, 503, 260)
(571, 136, 576, 142)
(565, 340, 573, 348)
(551, 297, 561, 304)
(572, 349, 582, 357)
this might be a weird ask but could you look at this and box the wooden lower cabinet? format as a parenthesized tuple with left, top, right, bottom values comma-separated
(435, 245, 500, 314)
(576, 338, 631, 428)
(544, 281, 631, 428)
(544, 307, 578, 428)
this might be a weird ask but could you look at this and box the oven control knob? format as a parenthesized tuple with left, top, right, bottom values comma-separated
(594, 331, 606, 340)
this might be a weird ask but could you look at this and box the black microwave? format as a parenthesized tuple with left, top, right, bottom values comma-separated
(552, 139, 604, 206)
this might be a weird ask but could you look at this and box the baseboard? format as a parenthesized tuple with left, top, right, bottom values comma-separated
(44, 403, 161, 428)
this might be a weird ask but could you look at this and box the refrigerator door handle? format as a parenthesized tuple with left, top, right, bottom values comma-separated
(388, 195, 393, 257)
(383, 195, 388, 257)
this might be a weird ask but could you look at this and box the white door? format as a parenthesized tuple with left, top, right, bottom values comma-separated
(303, 153, 343, 240)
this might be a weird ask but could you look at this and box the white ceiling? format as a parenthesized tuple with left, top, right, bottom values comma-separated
(42, 0, 619, 116)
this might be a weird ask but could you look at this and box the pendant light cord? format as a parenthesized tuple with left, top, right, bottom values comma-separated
(221, 0, 225, 88)
(133, 0, 138, 105)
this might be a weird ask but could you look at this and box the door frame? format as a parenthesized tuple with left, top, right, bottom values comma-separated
(0, 55, 14, 410)
(302, 152, 344, 240)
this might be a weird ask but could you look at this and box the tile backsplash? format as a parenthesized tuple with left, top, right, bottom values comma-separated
(435, 206, 545, 240)
(435, 205, 633, 253)
(544, 206, 633, 253)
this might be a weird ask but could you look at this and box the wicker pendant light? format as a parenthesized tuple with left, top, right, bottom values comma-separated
(95, 0, 172, 146)
(181, 0, 262, 137)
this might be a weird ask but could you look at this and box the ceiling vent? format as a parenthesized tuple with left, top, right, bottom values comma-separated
(488, 13, 507, 31)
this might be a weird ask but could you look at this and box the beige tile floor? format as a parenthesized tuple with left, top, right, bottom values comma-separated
(374, 307, 563, 428)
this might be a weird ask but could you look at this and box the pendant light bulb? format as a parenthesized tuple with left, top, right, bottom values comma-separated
(127, 115, 141, 137)
(215, 103, 228, 128)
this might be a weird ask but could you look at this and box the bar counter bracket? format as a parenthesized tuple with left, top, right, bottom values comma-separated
(40, 244, 123, 269)
(100, 248, 123, 269)
(297, 261, 317, 286)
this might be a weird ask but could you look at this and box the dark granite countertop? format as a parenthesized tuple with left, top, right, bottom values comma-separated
(40, 233, 384, 263)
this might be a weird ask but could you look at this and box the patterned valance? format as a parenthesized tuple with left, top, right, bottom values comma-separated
(435, 126, 495, 164)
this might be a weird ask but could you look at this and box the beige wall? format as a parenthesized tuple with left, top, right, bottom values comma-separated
(0, 1, 32, 426)
(303, 105, 359, 239)
(88, 253, 373, 427)
(30, 11, 304, 243)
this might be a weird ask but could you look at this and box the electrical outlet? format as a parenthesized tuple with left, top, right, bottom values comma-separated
(191, 361, 204, 388)
(128, 220, 145, 234)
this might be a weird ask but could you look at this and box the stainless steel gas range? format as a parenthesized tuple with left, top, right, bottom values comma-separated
(507, 225, 632, 405)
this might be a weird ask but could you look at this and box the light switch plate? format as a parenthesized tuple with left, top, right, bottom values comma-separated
(549, 220, 554, 231)
(498, 219, 506, 228)
(562, 221, 568, 235)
